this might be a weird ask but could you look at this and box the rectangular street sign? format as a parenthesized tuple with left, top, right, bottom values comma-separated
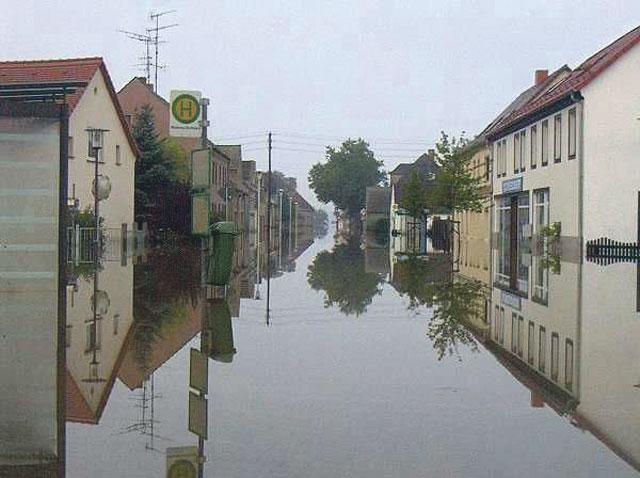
(170, 90, 202, 137)
(189, 348, 208, 394)
(188, 392, 208, 440)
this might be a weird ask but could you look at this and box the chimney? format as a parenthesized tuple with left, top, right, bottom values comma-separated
(534, 69, 549, 86)
(427, 149, 435, 161)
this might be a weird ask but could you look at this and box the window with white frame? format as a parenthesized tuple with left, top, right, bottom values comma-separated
(530, 125, 537, 169)
(554, 114, 562, 163)
(541, 120, 549, 166)
(116, 144, 121, 165)
(538, 326, 546, 373)
(527, 321, 535, 365)
(551, 332, 559, 381)
(514, 133, 520, 173)
(565, 339, 574, 391)
(533, 189, 550, 304)
(519, 130, 526, 172)
(568, 107, 577, 159)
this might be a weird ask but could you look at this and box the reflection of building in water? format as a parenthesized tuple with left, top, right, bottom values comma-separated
(65, 258, 135, 424)
(487, 255, 640, 471)
(575, 262, 640, 471)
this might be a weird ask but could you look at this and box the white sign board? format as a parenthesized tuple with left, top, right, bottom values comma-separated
(170, 90, 202, 137)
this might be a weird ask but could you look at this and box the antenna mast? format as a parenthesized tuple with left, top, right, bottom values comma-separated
(148, 10, 178, 93)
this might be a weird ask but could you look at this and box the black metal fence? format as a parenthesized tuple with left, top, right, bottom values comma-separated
(586, 237, 640, 265)
(431, 218, 453, 254)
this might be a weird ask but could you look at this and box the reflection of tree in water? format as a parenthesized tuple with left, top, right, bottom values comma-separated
(307, 237, 384, 316)
(132, 238, 201, 371)
(392, 256, 483, 360)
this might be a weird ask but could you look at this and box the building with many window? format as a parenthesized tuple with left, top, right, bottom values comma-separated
(488, 26, 640, 301)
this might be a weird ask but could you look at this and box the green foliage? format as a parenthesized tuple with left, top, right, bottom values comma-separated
(374, 218, 390, 245)
(160, 138, 190, 184)
(133, 104, 178, 223)
(425, 280, 483, 361)
(307, 236, 385, 316)
(428, 131, 484, 213)
(308, 138, 385, 221)
(540, 221, 561, 238)
(313, 209, 330, 237)
(400, 170, 428, 219)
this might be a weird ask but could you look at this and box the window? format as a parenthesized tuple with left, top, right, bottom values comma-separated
(519, 130, 526, 172)
(517, 316, 524, 357)
(551, 332, 559, 381)
(554, 114, 562, 163)
(568, 108, 576, 159)
(496, 196, 511, 286)
(541, 120, 549, 166)
(484, 155, 490, 181)
(116, 145, 121, 165)
(533, 189, 550, 304)
(85, 321, 101, 354)
(69, 136, 74, 159)
(530, 125, 537, 169)
(113, 314, 120, 336)
(514, 133, 520, 173)
(527, 321, 535, 365)
(511, 313, 518, 353)
(517, 194, 530, 295)
(499, 307, 505, 345)
(87, 137, 103, 163)
(494, 306, 500, 342)
(565, 339, 574, 391)
(538, 326, 546, 373)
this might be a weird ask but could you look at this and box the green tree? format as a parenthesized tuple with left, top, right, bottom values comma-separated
(428, 131, 484, 213)
(133, 104, 177, 223)
(159, 138, 190, 184)
(400, 170, 429, 251)
(309, 138, 385, 227)
(307, 237, 384, 316)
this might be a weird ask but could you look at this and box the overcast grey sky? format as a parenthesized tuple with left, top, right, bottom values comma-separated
(3, 1, 639, 206)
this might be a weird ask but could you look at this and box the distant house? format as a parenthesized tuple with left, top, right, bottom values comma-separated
(0, 58, 138, 229)
(389, 150, 441, 254)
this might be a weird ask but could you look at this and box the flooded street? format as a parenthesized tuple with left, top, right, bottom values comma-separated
(52, 232, 640, 477)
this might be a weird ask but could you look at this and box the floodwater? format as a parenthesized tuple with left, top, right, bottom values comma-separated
(3, 229, 640, 478)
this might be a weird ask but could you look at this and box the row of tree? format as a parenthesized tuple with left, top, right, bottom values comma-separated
(308, 132, 485, 228)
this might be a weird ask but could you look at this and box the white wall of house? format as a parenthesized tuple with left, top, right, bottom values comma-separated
(69, 70, 136, 229)
(492, 102, 582, 240)
(490, 261, 580, 398)
(578, 261, 640, 468)
(582, 42, 640, 242)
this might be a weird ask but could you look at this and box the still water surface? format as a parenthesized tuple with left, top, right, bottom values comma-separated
(5, 232, 640, 477)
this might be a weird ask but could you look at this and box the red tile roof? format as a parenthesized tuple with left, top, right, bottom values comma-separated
(0, 57, 139, 159)
(490, 25, 640, 137)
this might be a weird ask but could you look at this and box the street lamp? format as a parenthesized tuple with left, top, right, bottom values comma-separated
(86, 128, 110, 256)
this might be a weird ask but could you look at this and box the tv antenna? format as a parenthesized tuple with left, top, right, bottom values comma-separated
(117, 29, 153, 84)
(118, 10, 177, 93)
(148, 10, 178, 93)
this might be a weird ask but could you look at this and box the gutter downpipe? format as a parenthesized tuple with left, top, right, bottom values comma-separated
(574, 90, 585, 403)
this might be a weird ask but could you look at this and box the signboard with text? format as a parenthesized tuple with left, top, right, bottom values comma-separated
(170, 90, 202, 137)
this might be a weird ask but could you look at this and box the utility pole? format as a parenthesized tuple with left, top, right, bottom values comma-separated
(266, 132, 272, 325)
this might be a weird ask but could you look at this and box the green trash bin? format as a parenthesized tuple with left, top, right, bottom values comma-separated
(202, 299, 236, 363)
(206, 221, 239, 286)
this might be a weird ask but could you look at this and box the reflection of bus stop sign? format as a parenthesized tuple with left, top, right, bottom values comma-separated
(168, 459, 196, 478)
(170, 90, 202, 137)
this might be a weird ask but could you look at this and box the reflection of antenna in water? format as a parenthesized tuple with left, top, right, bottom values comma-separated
(119, 373, 170, 452)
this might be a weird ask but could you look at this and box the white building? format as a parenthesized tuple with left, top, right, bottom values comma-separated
(0, 58, 139, 230)
(488, 25, 640, 298)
